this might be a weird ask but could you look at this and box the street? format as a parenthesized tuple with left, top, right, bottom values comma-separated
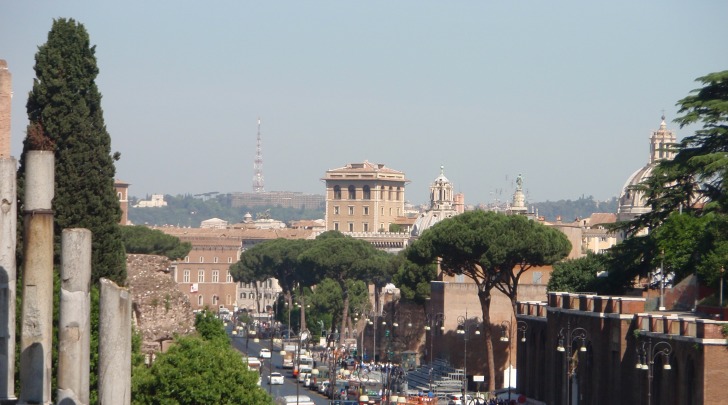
(229, 329, 332, 405)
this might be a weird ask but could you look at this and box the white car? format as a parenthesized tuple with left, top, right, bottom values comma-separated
(268, 372, 285, 385)
(298, 371, 311, 384)
(259, 348, 272, 359)
(446, 394, 473, 405)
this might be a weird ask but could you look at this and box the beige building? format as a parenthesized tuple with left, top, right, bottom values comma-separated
(155, 227, 314, 313)
(323, 160, 409, 233)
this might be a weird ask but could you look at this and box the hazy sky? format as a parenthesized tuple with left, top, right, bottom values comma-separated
(2, 1, 727, 205)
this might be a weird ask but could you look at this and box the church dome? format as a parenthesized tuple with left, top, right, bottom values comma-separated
(617, 116, 676, 222)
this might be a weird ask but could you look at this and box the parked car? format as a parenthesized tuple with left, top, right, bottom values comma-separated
(259, 348, 272, 359)
(446, 394, 473, 405)
(298, 371, 311, 384)
(318, 380, 330, 394)
(275, 395, 315, 405)
(268, 372, 285, 385)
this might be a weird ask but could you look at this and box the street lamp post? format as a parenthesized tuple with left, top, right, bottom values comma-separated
(425, 312, 444, 392)
(636, 338, 672, 405)
(499, 320, 528, 402)
(457, 311, 481, 401)
(556, 320, 589, 405)
(328, 329, 340, 400)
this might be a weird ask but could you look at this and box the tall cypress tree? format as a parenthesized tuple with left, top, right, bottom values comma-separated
(19, 18, 126, 284)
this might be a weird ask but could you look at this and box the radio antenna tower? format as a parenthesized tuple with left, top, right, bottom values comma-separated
(252, 117, 265, 193)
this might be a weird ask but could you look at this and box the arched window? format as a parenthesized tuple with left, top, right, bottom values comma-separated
(197, 295, 203, 306)
(333, 185, 342, 200)
(348, 185, 356, 200)
(363, 185, 371, 200)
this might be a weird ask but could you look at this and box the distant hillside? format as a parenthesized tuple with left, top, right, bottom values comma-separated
(128, 193, 324, 227)
(129, 193, 617, 228)
(532, 196, 618, 222)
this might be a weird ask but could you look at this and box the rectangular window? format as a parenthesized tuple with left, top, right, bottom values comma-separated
(198, 270, 204, 283)
(240, 293, 244, 299)
(183, 270, 190, 283)
(348, 206, 354, 215)
(532, 272, 543, 285)
(226, 271, 232, 283)
(348, 223, 354, 232)
(185, 256, 190, 263)
(228, 257, 233, 263)
(334, 206, 340, 215)
(363, 223, 369, 232)
(199, 256, 204, 263)
(214, 257, 219, 263)
(363, 206, 369, 215)
(198, 295, 203, 306)
(212, 270, 219, 283)
(334, 222, 339, 231)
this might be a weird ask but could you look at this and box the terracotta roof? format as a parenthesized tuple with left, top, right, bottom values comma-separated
(151, 226, 315, 242)
(588, 213, 617, 226)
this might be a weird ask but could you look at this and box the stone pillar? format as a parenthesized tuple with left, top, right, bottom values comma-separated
(18, 151, 54, 405)
(98, 279, 131, 405)
(57, 229, 92, 405)
(0, 59, 11, 157)
(0, 156, 17, 403)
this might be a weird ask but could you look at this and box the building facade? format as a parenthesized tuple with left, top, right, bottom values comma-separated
(323, 161, 409, 233)
(114, 179, 130, 225)
(516, 293, 728, 404)
(156, 227, 314, 313)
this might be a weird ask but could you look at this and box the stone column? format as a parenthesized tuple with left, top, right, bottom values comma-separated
(57, 229, 92, 405)
(0, 59, 11, 157)
(98, 278, 131, 405)
(18, 151, 54, 405)
(0, 156, 17, 403)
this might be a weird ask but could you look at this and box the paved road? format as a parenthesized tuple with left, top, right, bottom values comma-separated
(230, 331, 332, 405)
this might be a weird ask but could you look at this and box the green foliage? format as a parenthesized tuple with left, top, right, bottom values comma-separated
(19, 18, 126, 284)
(129, 194, 324, 227)
(407, 210, 571, 391)
(533, 196, 618, 222)
(391, 250, 437, 305)
(131, 336, 271, 405)
(120, 225, 191, 259)
(615, 70, 728, 288)
(299, 231, 390, 340)
(194, 309, 229, 343)
(548, 252, 609, 293)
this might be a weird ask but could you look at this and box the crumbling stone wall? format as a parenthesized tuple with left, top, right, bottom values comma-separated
(126, 254, 194, 353)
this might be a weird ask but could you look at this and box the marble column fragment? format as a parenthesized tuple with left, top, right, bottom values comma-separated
(0, 58, 17, 404)
(98, 278, 131, 405)
(0, 156, 16, 403)
(18, 151, 54, 405)
(57, 229, 92, 405)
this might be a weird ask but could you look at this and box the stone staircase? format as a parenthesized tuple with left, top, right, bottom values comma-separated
(406, 359, 464, 399)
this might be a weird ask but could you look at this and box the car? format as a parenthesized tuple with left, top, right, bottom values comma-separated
(446, 394, 473, 405)
(259, 348, 272, 359)
(268, 372, 284, 385)
(275, 395, 315, 405)
(298, 371, 311, 384)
